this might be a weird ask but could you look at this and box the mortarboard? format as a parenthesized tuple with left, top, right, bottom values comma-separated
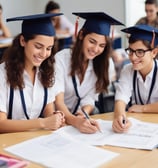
(72, 12, 124, 36)
(6, 13, 63, 36)
(121, 24, 158, 47)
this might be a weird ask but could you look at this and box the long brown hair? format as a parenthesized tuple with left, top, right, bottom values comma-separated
(70, 29, 112, 93)
(3, 33, 56, 89)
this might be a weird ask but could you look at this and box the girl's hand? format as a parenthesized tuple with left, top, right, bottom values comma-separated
(112, 115, 131, 133)
(74, 117, 99, 134)
(128, 105, 144, 113)
(39, 111, 65, 130)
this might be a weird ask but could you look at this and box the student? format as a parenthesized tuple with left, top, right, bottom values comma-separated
(54, 12, 124, 133)
(0, 4, 11, 39)
(135, 0, 158, 28)
(112, 24, 158, 133)
(45, 0, 75, 51)
(0, 13, 65, 133)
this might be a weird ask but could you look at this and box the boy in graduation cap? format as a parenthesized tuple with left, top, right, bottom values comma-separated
(0, 13, 65, 133)
(113, 24, 158, 133)
(54, 12, 124, 134)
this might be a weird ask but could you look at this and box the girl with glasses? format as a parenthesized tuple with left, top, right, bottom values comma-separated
(112, 24, 158, 133)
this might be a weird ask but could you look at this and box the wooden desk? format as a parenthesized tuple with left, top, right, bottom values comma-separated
(0, 42, 12, 60)
(0, 112, 158, 168)
(0, 43, 11, 48)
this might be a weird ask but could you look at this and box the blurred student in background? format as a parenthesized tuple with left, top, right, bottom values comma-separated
(0, 4, 12, 60)
(135, 0, 158, 28)
(0, 4, 11, 39)
(45, 0, 75, 51)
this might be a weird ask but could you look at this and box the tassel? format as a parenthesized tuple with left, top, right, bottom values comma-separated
(151, 30, 155, 48)
(74, 16, 79, 38)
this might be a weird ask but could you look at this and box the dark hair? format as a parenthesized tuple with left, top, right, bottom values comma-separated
(3, 34, 56, 89)
(128, 37, 152, 49)
(70, 29, 111, 93)
(0, 4, 2, 10)
(145, 0, 158, 5)
(45, 0, 60, 13)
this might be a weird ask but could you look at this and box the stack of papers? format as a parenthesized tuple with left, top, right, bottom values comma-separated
(5, 132, 119, 168)
(54, 118, 158, 150)
(5, 117, 158, 167)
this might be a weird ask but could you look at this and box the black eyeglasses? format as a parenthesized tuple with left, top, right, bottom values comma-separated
(125, 48, 152, 58)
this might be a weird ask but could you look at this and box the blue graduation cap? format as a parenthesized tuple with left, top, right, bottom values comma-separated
(121, 24, 158, 47)
(6, 13, 63, 36)
(72, 12, 124, 36)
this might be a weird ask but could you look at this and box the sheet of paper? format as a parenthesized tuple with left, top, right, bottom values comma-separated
(5, 133, 119, 168)
(53, 118, 158, 150)
(106, 118, 158, 150)
(55, 120, 114, 146)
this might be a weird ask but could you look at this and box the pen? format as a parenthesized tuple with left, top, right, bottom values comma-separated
(81, 108, 90, 120)
(81, 108, 102, 133)
(122, 117, 126, 125)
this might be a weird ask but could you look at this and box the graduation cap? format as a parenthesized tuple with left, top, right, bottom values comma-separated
(6, 13, 63, 36)
(72, 12, 124, 37)
(121, 24, 158, 47)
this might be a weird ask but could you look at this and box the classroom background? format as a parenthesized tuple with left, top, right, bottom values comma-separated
(0, 0, 145, 48)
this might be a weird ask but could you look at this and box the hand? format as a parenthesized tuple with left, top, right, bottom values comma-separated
(74, 117, 99, 134)
(40, 111, 65, 130)
(112, 115, 131, 133)
(128, 105, 144, 113)
(53, 111, 65, 126)
(89, 119, 102, 133)
(75, 110, 85, 118)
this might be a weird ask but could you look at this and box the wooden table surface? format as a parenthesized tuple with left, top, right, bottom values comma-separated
(1, 112, 158, 168)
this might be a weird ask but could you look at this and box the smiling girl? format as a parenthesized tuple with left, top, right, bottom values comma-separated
(54, 12, 123, 133)
(0, 13, 65, 133)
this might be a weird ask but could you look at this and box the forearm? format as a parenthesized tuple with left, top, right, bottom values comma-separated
(114, 100, 127, 118)
(82, 105, 94, 115)
(0, 22, 11, 38)
(0, 119, 42, 133)
(142, 103, 158, 113)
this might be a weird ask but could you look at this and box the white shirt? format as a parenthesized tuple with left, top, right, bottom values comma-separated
(0, 63, 55, 119)
(54, 48, 114, 113)
(115, 60, 158, 105)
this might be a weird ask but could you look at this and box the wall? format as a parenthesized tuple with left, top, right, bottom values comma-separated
(0, 0, 125, 37)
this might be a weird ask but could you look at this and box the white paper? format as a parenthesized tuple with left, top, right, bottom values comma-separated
(53, 118, 158, 150)
(0, 38, 13, 44)
(106, 118, 158, 150)
(5, 132, 119, 168)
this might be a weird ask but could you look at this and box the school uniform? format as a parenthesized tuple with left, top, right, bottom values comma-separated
(115, 59, 158, 105)
(54, 48, 116, 113)
(115, 24, 158, 107)
(0, 63, 55, 119)
(54, 48, 97, 113)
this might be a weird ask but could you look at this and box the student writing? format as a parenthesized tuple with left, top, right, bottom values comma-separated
(112, 24, 158, 133)
(54, 12, 124, 133)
